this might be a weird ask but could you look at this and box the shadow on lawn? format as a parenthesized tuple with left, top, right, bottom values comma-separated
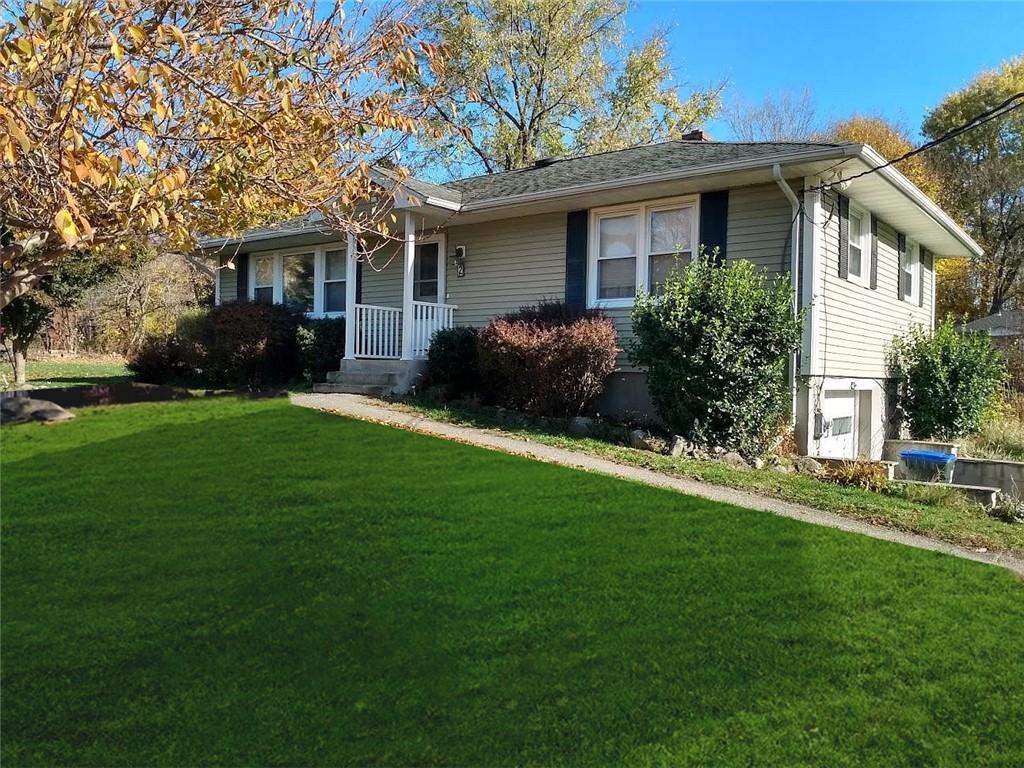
(3, 402, 1018, 766)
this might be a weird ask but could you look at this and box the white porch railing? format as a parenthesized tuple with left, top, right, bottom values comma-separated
(353, 303, 403, 359)
(410, 301, 457, 359)
(352, 302, 458, 360)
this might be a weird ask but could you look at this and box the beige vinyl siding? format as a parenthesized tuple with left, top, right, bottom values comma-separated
(217, 254, 237, 303)
(445, 212, 566, 326)
(725, 183, 793, 276)
(817, 189, 933, 378)
(359, 240, 405, 308)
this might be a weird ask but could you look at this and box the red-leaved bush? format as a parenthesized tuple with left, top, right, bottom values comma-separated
(478, 303, 618, 416)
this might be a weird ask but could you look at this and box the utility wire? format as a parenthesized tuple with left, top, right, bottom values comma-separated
(813, 91, 1024, 192)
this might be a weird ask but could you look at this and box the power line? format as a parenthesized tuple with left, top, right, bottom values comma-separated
(813, 91, 1024, 192)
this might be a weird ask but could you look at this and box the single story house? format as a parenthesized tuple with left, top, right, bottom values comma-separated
(202, 137, 981, 460)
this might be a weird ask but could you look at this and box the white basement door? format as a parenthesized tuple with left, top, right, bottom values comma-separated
(818, 390, 857, 459)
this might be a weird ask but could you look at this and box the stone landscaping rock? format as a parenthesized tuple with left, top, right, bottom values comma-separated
(722, 451, 750, 469)
(793, 456, 823, 475)
(751, 457, 766, 470)
(667, 435, 694, 458)
(629, 428, 653, 451)
(772, 462, 795, 475)
(568, 416, 595, 436)
(0, 397, 75, 425)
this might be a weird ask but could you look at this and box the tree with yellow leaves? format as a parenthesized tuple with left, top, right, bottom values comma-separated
(0, 0, 447, 308)
(821, 114, 945, 202)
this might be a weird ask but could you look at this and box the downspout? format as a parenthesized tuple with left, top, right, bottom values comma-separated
(773, 164, 802, 424)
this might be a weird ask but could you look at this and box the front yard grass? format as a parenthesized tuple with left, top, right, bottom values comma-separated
(391, 399, 1024, 555)
(1, 354, 130, 391)
(2, 397, 1023, 766)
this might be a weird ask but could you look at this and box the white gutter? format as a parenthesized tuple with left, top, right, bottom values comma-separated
(773, 164, 802, 423)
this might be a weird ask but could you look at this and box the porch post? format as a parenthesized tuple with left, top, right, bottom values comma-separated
(343, 232, 357, 361)
(400, 211, 416, 360)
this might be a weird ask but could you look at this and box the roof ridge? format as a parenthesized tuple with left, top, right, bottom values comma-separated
(442, 138, 852, 187)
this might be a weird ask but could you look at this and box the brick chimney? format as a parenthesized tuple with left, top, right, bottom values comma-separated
(679, 129, 712, 142)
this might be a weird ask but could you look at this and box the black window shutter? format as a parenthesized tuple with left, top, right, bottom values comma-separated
(356, 260, 363, 304)
(920, 247, 930, 308)
(838, 194, 850, 279)
(565, 209, 588, 308)
(699, 189, 729, 264)
(897, 233, 907, 299)
(869, 216, 879, 290)
(235, 253, 249, 302)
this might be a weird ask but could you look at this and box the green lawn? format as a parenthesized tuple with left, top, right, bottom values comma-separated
(2, 398, 1022, 767)
(393, 399, 1024, 554)
(2, 356, 130, 391)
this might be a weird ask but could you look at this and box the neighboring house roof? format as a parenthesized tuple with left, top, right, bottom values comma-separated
(963, 312, 1024, 336)
(444, 140, 850, 205)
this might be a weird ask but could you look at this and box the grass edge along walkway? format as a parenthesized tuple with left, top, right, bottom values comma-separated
(291, 392, 1024, 578)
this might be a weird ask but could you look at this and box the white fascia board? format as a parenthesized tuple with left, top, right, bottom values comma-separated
(857, 145, 983, 257)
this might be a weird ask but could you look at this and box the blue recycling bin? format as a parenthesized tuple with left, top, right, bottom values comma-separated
(899, 449, 956, 483)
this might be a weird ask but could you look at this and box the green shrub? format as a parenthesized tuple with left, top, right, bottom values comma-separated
(127, 335, 191, 384)
(425, 326, 480, 399)
(630, 254, 802, 456)
(478, 301, 618, 417)
(184, 302, 302, 389)
(888, 319, 1005, 440)
(296, 318, 346, 384)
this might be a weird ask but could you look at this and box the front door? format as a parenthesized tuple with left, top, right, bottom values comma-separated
(818, 390, 857, 458)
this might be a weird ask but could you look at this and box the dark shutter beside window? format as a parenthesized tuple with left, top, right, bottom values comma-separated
(869, 216, 879, 290)
(565, 209, 588, 309)
(235, 253, 249, 302)
(699, 189, 729, 264)
(920, 247, 931, 308)
(897, 233, 907, 299)
(838, 194, 850, 279)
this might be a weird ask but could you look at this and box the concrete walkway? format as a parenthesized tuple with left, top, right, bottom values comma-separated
(291, 392, 1024, 577)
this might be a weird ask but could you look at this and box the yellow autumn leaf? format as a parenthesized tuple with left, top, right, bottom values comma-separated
(8, 120, 30, 151)
(136, 138, 150, 158)
(54, 208, 80, 245)
(109, 32, 124, 61)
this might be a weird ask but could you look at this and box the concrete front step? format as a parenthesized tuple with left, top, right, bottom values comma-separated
(313, 382, 391, 396)
(324, 370, 397, 386)
(893, 479, 1000, 507)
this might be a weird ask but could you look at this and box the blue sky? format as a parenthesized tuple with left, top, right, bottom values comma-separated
(627, 1, 1024, 140)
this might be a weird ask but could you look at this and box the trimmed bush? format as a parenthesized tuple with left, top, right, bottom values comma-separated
(478, 301, 618, 416)
(296, 317, 346, 384)
(127, 335, 190, 384)
(630, 255, 803, 456)
(425, 326, 480, 399)
(185, 302, 302, 389)
(889, 319, 1005, 440)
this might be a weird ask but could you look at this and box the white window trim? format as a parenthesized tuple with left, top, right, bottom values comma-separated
(902, 238, 921, 304)
(587, 194, 700, 309)
(320, 246, 348, 318)
(248, 242, 350, 318)
(846, 202, 870, 287)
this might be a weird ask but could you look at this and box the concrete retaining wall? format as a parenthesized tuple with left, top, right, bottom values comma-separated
(953, 457, 1024, 497)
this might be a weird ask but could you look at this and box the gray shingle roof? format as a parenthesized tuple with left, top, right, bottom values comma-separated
(441, 140, 853, 205)
(963, 311, 1024, 334)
